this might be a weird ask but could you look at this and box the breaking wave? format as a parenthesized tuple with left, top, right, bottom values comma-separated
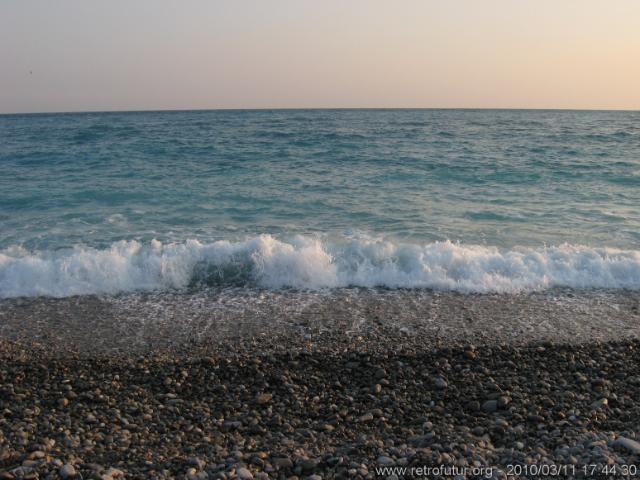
(1, 235, 640, 298)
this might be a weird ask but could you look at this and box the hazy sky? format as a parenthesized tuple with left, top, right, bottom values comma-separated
(1, 0, 639, 113)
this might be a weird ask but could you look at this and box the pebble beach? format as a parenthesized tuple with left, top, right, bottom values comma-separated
(1, 291, 640, 479)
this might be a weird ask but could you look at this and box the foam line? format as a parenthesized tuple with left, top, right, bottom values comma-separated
(1, 235, 640, 297)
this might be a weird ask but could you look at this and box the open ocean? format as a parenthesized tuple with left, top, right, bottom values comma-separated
(1, 108, 640, 298)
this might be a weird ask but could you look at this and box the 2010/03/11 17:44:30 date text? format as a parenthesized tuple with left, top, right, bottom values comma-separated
(506, 464, 638, 477)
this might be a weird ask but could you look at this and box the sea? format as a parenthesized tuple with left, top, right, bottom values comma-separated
(1, 109, 640, 300)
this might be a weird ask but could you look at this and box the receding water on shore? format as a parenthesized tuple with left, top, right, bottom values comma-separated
(2, 288, 639, 354)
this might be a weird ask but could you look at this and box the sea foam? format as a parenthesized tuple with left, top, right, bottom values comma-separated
(1, 235, 640, 298)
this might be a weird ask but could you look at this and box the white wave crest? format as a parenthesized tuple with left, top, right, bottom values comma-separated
(1, 235, 640, 298)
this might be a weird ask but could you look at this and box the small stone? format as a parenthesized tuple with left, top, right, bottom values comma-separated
(358, 413, 374, 422)
(188, 457, 206, 470)
(186, 468, 198, 480)
(222, 421, 242, 431)
(408, 433, 435, 447)
(103, 468, 125, 479)
(256, 393, 272, 405)
(482, 400, 498, 413)
(231, 450, 244, 460)
(321, 423, 334, 432)
(468, 400, 481, 411)
(377, 456, 395, 466)
(59, 464, 76, 479)
(298, 458, 318, 471)
(236, 467, 253, 480)
(374, 368, 387, 379)
(273, 457, 293, 469)
(591, 398, 608, 409)
(614, 437, 640, 454)
(433, 377, 448, 389)
(494, 418, 509, 428)
(9, 469, 32, 479)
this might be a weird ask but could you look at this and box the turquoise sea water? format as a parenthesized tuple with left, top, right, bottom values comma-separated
(1, 109, 640, 297)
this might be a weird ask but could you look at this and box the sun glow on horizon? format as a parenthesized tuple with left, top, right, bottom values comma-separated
(0, 0, 639, 113)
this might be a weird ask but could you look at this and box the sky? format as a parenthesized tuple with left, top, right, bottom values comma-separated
(1, 0, 639, 113)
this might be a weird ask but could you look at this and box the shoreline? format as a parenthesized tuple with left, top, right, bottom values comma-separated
(1, 289, 639, 356)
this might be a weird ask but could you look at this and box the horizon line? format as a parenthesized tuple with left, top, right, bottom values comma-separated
(1, 106, 639, 116)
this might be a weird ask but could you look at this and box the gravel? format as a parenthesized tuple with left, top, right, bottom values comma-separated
(2, 333, 640, 479)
